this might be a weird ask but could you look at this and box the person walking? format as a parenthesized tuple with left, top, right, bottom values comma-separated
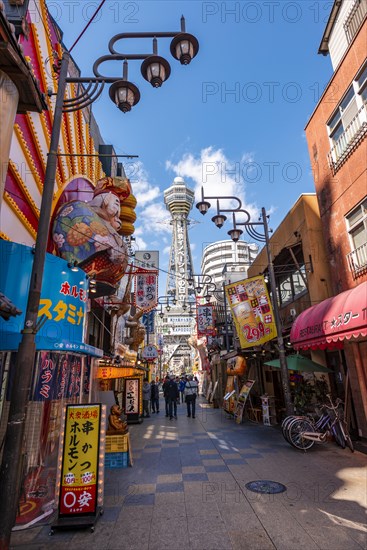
(142, 378, 151, 418)
(166, 375, 179, 420)
(151, 379, 160, 413)
(162, 374, 171, 417)
(178, 377, 186, 403)
(184, 375, 198, 418)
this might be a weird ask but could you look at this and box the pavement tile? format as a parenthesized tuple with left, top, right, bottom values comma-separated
(155, 491, 185, 504)
(156, 482, 184, 493)
(183, 473, 209, 482)
(143, 447, 161, 453)
(199, 449, 219, 455)
(205, 465, 230, 472)
(99, 506, 121, 522)
(188, 528, 232, 549)
(240, 453, 263, 459)
(202, 459, 225, 466)
(70, 522, 113, 549)
(129, 483, 156, 494)
(157, 474, 182, 483)
(229, 529, 275, 550)
(124, 493, 155, 506)
(182, 466, 206, 474)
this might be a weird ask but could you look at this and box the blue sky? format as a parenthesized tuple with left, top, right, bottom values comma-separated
(51, 0, 333, 290)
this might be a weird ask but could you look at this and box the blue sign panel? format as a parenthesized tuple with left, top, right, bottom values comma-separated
(0, 241, 101, 354)
(142, 311, 155, 334)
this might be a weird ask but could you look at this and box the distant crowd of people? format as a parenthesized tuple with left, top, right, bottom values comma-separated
(142, 375, 199, 420)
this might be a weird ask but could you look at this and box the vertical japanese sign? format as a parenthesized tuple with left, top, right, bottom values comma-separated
(142, 311, 155, 334)
(59, 404, 102, 517)
(134, 270, 158, 312)
(225, 275, 277, 348)
(197, 303, 215, 338)
(125, 378, 140, 416)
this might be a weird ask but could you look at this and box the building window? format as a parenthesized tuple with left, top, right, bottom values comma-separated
(346, 197, 367, 276)
(327, 60, 367, 172)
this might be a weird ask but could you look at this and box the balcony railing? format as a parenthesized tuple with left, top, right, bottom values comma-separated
(344, 0, 367, 44)
(347, 241, 367, 276)
(328, 103, 367, 173)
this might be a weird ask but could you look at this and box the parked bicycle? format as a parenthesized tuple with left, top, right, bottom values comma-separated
(282, 394, 354, 452)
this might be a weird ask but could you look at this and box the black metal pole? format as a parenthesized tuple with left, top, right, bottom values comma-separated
(0, 51, 70, 549)
(261, 207, 293, 416)
(222, 281, 230, 353)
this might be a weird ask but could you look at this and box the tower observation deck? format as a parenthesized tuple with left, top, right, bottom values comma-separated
(164, 176, 195, 301)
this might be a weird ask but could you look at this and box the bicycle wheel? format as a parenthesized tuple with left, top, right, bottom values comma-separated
(287, 418, 315, 450)
(345, 433, 354, 452)
(282, 416, 297, 440)
(282, 416, 306, 442)
(331, 423, 346, 449)
(336, 420, 355, 452)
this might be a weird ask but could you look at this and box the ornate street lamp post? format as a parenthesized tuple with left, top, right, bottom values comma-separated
(0, 19, 198, 546)
(196, 187, 293, 416)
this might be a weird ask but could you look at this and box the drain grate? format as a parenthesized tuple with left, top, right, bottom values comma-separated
(245, 480, 287, 494)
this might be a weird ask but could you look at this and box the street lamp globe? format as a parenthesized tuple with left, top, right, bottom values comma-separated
(141, 55, 171, 88)
(109, 80, 141, 113)
(196, 200, 211, 215)
(228, 227, 243, 242)
(170, 33, 199, 65)
(211, 213, 227, 228)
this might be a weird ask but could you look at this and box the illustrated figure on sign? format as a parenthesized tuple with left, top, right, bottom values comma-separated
(52, 176, 135, 295)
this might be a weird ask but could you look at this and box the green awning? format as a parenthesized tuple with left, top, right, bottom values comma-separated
(264, 354, 332, 373)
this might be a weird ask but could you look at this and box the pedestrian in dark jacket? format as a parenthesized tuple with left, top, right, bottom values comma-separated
(178, 377, 186, 403)
(162, 375, 170, 417)
(151, 380, 160, 413)
(165, 375, 179, 420)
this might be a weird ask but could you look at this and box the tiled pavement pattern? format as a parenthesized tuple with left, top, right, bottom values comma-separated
(10, 398, 367, 549)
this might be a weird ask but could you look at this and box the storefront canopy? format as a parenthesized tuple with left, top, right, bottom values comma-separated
(290, 282, 367, 350)
(264, 354, 332, 373)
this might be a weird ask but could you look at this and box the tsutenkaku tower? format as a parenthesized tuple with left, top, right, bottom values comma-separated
(164, 176, 195, 302)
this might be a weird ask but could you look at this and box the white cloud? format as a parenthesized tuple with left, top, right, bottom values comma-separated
(165, 146, 259, 219)
(128, 161, 160, 206)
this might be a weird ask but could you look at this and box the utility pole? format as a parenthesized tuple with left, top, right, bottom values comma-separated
(262, 207, 293, 416)
(0, 52, 70, 549)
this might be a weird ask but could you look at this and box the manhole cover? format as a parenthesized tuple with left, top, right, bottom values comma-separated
(245, 480, 286, 494)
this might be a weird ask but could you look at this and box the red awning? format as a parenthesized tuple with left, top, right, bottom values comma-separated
(290, 282, 367, 350)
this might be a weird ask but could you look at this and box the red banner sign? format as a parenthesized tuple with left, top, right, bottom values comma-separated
(133, 270, 158, 312)
(197, 303, 215, 338)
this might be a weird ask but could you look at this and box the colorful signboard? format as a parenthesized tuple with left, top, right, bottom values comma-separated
(33, 352, 82, 400)
(133, 270, 158, 312)
(58, 404, 103, 517)
(134, 251, 159, 270)
(142, 311, 155, 334)
(142, 345, 158, 362)
(0, 241, 101, 355)
(197, 303, 215, 337)
(225, 275, 277, 349)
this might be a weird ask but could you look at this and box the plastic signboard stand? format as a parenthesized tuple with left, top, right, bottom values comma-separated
(50, 507, 104, 535)
(49, 403, 105, 535)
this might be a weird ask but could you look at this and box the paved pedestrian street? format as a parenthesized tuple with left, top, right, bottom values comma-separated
(10, 398, 367, 550)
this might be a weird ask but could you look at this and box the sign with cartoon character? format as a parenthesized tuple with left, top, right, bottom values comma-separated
(52, 176, 135, 296)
